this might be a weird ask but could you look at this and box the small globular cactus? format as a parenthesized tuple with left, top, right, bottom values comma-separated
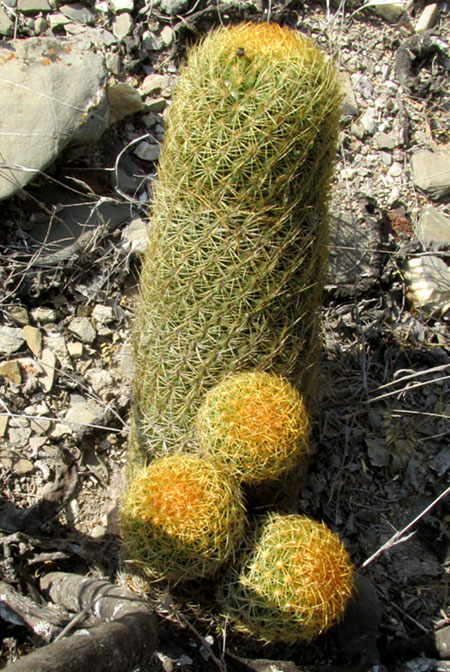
(119, 454, 246, 583)
(196, 371, 310, 486)
(217, 513, 354, 643)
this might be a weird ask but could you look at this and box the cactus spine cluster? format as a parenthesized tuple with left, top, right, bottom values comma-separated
(120, 21, 352, 641)
(218, 513, 354, 643)
(132, 21, 342, 460)
(120, 454, 246, 582)
(196, 371, 310, 485)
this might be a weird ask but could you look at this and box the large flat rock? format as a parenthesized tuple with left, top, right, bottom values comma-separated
(0, 37, 108, 200)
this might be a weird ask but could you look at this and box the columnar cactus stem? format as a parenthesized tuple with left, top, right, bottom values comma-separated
(133, 21, 341, 460)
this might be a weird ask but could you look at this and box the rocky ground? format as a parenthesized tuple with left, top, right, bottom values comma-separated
(0, 0, 449, 670)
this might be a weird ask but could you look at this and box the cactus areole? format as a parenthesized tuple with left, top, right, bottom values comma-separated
(133, 21, 342, 459)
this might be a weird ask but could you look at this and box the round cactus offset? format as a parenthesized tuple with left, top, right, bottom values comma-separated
(196, 371, 310, 485)
(120, 454, 246, 583)
(132, 21, 342, 460)
(218, 513, 354, 643)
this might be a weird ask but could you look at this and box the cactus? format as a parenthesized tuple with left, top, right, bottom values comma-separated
(196, 371, 310, 486)
(217, 513, 354, 643)
(133, 21, 342, 460)
(119, 454, 246, 582)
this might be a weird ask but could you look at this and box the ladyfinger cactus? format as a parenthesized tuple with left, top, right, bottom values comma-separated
(133, 22, 342, 459)
(196, 371, 310, 485)
(218, 513, 354, 643)
(119, 454, 246, 582)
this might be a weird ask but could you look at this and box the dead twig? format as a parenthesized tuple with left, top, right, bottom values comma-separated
(361, 485, 450, 568)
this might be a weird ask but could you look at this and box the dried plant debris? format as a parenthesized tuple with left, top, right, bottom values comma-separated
(0, 0, 449, 670)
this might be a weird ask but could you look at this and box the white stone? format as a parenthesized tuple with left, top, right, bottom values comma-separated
(39, 348, 56, 392)
(388, 162, 403, 178)
(0, 327, 25, 355)
(405, 255, 450, 315)
(415, 3, 439, 32)
(112, 11, 132, 39)
(110, 0, 133, 10)
(160, 25, 173, 46)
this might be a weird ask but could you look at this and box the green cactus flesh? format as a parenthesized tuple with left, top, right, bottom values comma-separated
(119, 454, 246, 582)
(133, 22, 342, 459)
(217, 513, 354, 643)
(196, 370, 310, 485)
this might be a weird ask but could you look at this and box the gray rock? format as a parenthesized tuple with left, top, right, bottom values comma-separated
(140, 73, 169, 96)
(7, 306, 29, 326)
(415, 205, 450, 247)
(134, 141, 160, 162)
(374, 131, 397, 150)
(43, 333, 70, 368)
(388, 162, 403, 178)
(142, 32, 163, 51)
(92, 304, 115, 324)
(0, 326, 25, 355)
(0, 6, 13, 34)
(160, 0, 189, 15)
(338, 71, 358, 119)
(30, 307, 58, 324)
(360, 108, 377, 135)
(0, 38, 108, 201)
(17, 0, 52, 12)
(60, 3, 97, 23)
(48, 13, 71, 28)
(112, 11, 132, 39)
(108, 82, 143, 124)
(68, 316, 97, 343)
(52, 394, 105, 437)
(371, 0, 411, 21)
(8, 423, 32, 447)
(411, 150, 450, 199)
(34, 17, 48, 33)
(121, 216, 150, 253)
(145, 97, 166, 113)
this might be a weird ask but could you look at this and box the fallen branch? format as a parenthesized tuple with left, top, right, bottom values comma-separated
(0, 580, 69, 641)
(2, 572, 158, 672)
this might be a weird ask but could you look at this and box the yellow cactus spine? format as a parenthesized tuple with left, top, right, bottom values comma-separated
(196, 370, 310, 486)
(218, 513, 354, 643)
(120, 454, 246, 583)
